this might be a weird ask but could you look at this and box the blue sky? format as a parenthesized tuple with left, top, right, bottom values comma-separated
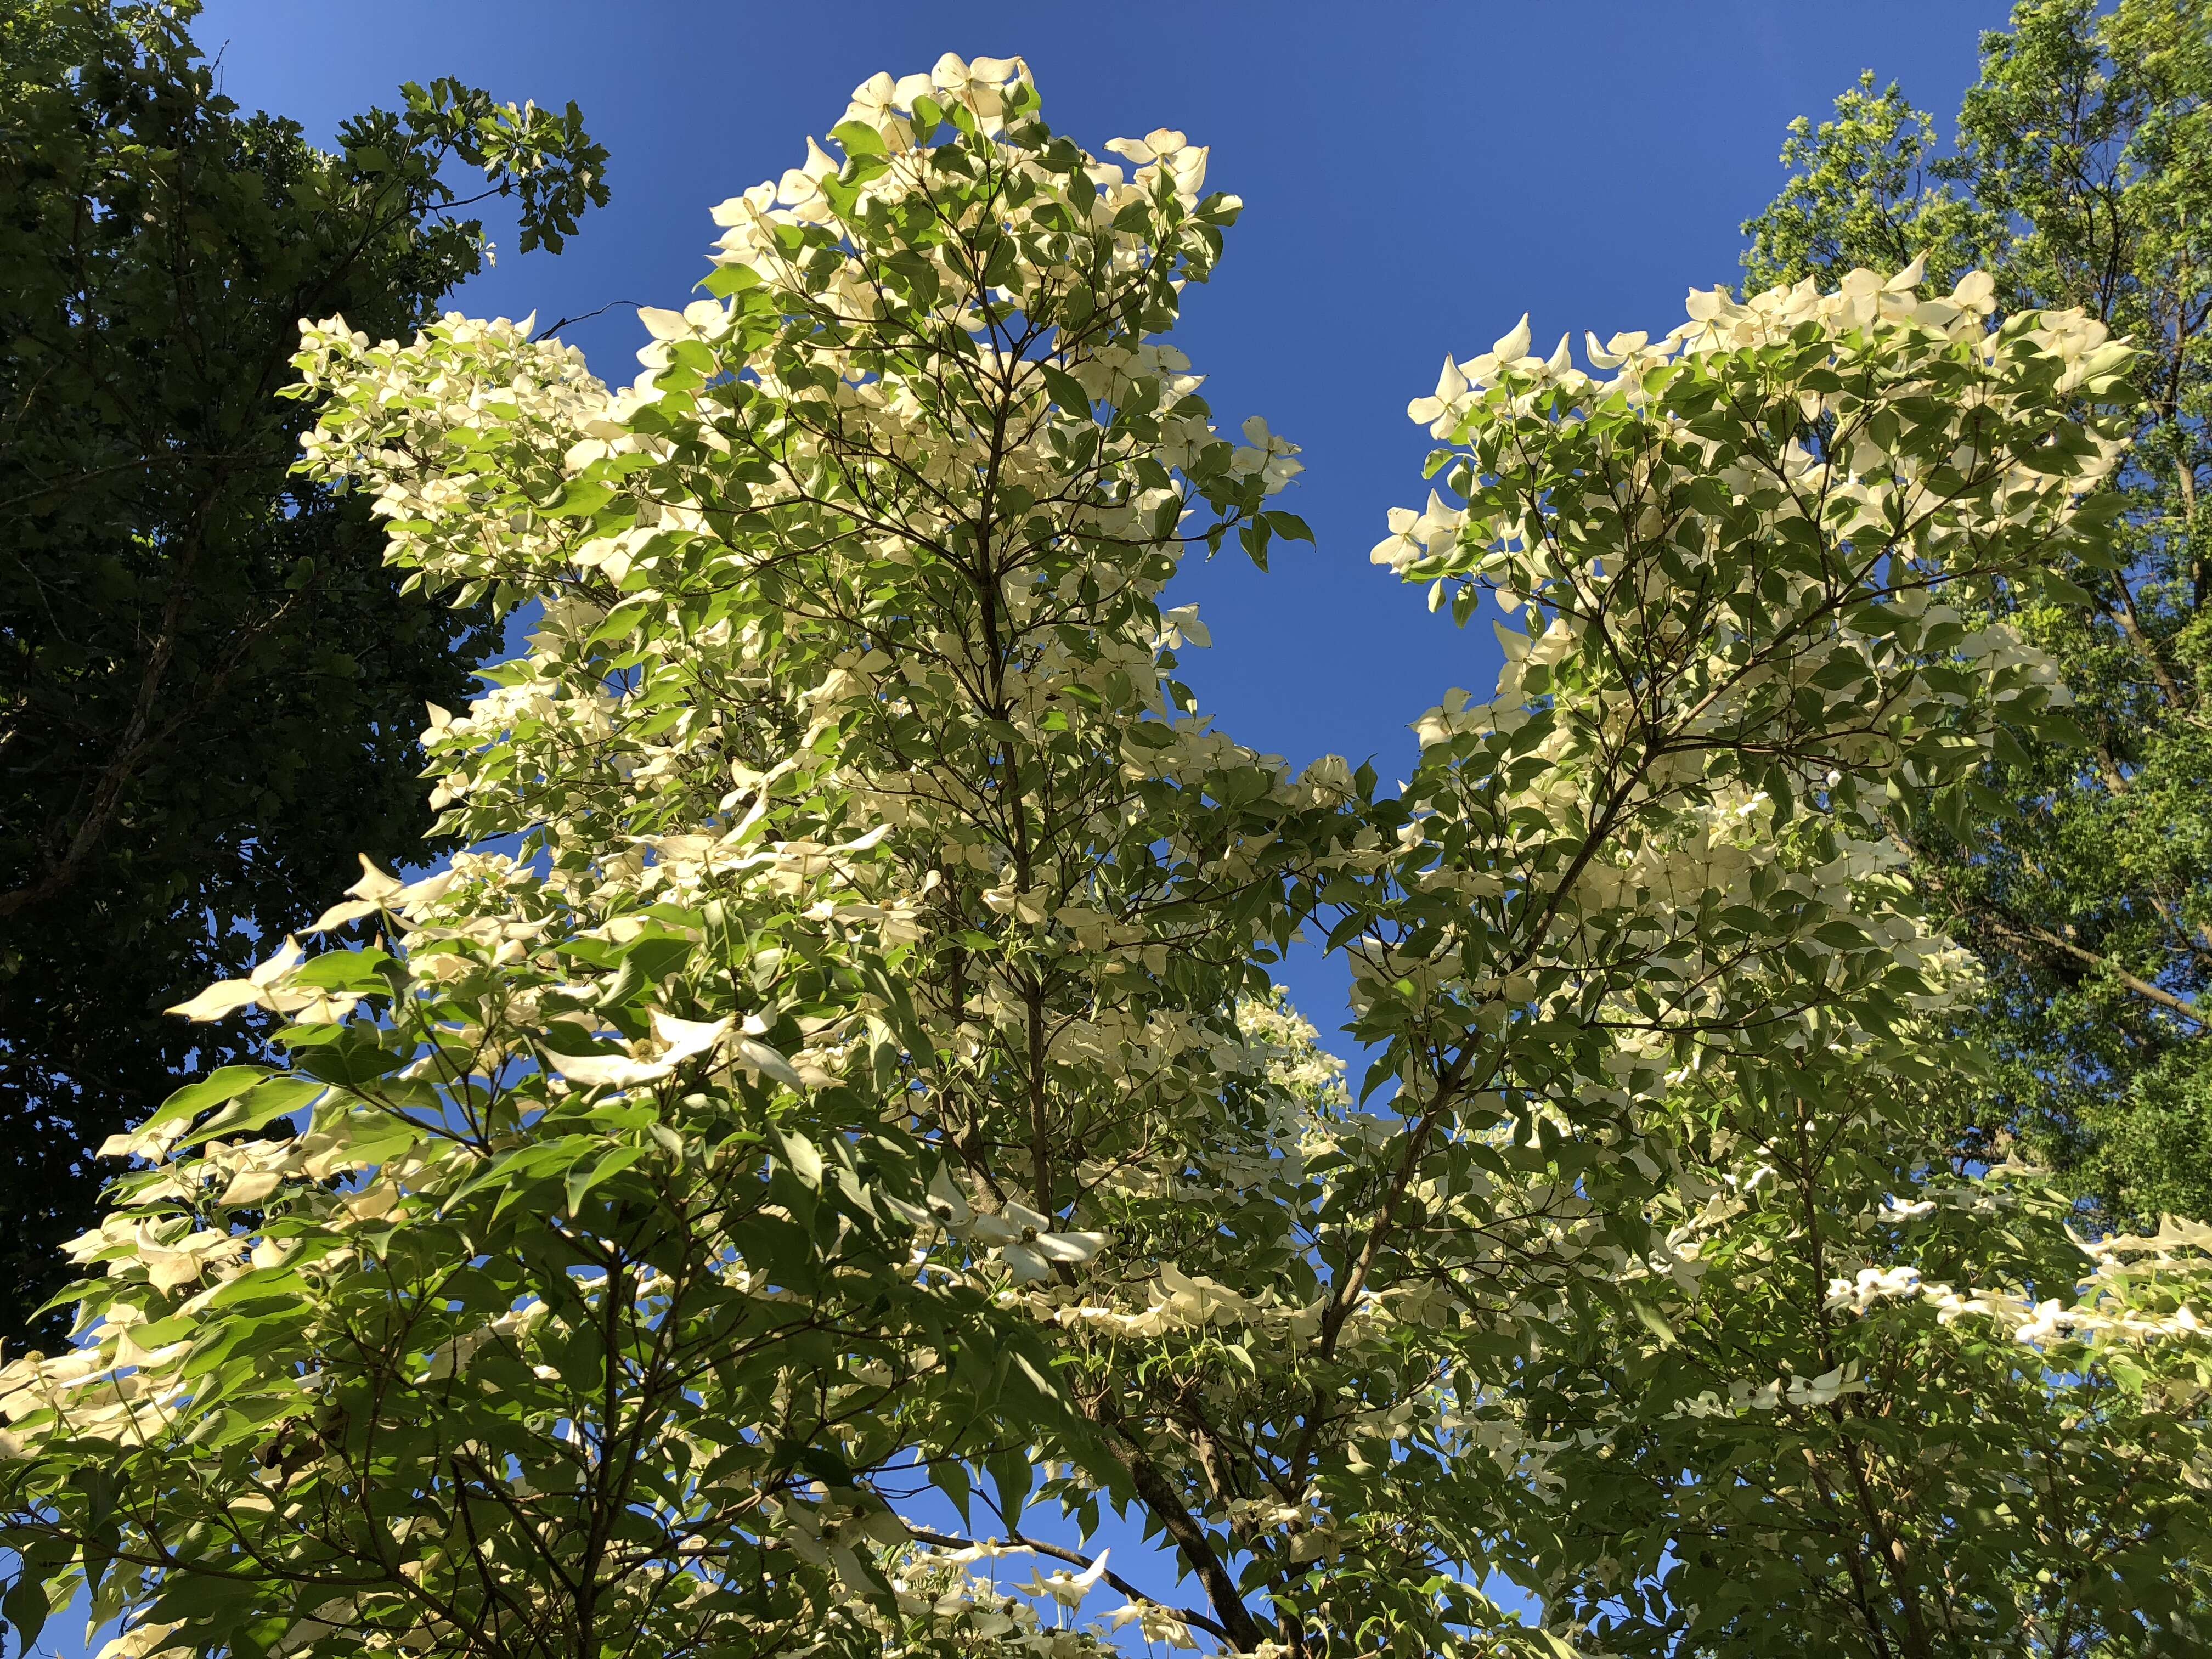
(190, 0, 2013, 1058)
(61, 4, 2013, 1644)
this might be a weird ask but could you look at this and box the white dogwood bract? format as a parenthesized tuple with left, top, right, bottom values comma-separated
(1, 59, 2205, 1659)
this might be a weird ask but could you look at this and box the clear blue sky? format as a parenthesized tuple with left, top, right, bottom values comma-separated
(65, 4, 2007, 1644)
(190, 0, 2013, 1058)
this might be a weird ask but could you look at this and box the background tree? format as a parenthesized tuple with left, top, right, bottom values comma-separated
(1486, 1063, 2212, 1657)
(1741, 0, 2212, 1228)
(0, 0, 608, 1342)
(7, 59, 2203, 1659)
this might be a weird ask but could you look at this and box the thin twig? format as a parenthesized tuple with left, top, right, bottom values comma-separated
(531, 300, 644, 342)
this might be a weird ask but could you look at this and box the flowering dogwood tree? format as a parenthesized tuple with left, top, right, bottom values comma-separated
(3, 55, 2205, 1659)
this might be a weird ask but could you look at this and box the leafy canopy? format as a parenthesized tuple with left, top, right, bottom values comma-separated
(1744, 0, 2212, 1229)
(3, 50, 2207, 1659)
(0, 0, 608, 1341)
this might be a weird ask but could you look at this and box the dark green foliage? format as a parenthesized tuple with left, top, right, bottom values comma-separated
(1513, 1074, 2212, 1658)
(1745, 0, 2212, 1230)
(0, 0, 607, 1342)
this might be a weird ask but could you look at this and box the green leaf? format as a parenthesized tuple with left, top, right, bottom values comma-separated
(829, 119, 884, 159)
(3, 1574, 51, 1650)
(182, 1076, 326, 1147)
(566, 1144, 647, 1216)
(294, 1034, 411, 1087)
(698, 262, 761, 299)
(775, 1130, 825, 1189)
(1039, 365, 1092, 414)
(929, 1459, 974, 1528)
(987, 1446, 1032, 1523)
(1630, 1299, 1678, 1348)
(143, 1066, 270, 1134)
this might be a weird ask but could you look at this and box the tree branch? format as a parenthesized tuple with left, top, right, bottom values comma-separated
(1983, 915, 2204, 1027)
(1075, 1396, 1264, 1650)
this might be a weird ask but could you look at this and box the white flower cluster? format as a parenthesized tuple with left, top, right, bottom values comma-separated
(1727, 1362, 1870, 1412)
(893, 1168, 1108, 1284)
(1825, 1264, 1924, 1314)
(1823, 1215, 2212, 1348)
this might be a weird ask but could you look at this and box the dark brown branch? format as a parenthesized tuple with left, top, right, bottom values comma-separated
(1983, 915, 2205, 1027)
